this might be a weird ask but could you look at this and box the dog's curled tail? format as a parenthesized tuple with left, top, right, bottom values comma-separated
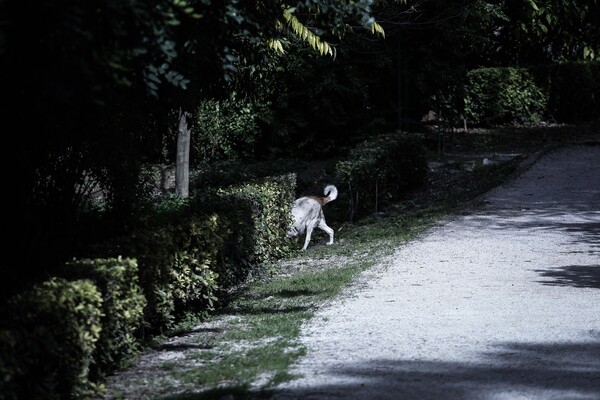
(323, 184, 338, 203)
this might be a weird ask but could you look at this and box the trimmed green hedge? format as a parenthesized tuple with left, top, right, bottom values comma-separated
(0, 278, 103, 400)
(61, 257, 146, 378)
(109, 213, 224, 330)
(465, 67, 548, 126)
(213, 173, 296, 267)
(93, 173, 297, 332)
(464, 63, 600, 126)
(336, 133, 427, 220)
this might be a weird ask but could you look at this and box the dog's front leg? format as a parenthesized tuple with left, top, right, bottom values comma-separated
(302, 222, 316, 250)
(301, 230, 312, 250)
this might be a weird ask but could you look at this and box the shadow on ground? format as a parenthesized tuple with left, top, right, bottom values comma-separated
(534, 264, 600, 289)
(267, 337, 600, 400)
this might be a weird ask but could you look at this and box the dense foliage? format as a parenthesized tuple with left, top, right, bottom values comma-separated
(538, 62, 600, 123)
(192, 95, 273, 163)
(60, 258, 147, 378)
(84, 174, 296, 332)
(0, 279, 104, 400)
(465, 68, 548, 126)
(336, 133, 428, 220)
(212, 174, 297, 266)
(464, 63, 600, 127)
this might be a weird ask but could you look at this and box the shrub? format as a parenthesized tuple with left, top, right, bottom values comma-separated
(133, 173, 297, 330)
(187, 173, 296, 287)
(465, 67, 548, 126)
(61, 257, 146, 378)
(0, 278, 103, 400)
(210, 173, 296, 270)
(89, 174, 296, 333)
(127, 214, 224, 331)
(336, 133, 427, 220)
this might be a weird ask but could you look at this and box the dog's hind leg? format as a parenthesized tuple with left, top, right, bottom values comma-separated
(318, 219, 334, 245)
(301, 220, 317, 250)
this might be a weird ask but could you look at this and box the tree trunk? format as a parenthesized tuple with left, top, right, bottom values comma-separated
(175, 109, 191, 198)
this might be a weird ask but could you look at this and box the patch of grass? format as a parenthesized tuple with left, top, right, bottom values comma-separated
(182, 340, 304, 387)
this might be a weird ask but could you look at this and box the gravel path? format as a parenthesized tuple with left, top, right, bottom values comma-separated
(272, 145, 600, 400)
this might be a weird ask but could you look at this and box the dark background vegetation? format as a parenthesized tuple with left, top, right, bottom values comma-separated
(1, 1, 599, 398)
(3, 0, 599, 293)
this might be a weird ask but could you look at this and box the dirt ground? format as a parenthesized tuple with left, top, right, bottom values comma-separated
(272, 143, 600, 399)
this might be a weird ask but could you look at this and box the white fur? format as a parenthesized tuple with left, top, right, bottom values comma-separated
(288, 185, 338, 250)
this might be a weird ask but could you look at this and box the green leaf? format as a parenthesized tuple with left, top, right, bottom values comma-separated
(529, 0, 539, 11)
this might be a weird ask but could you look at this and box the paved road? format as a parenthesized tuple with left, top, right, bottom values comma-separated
(273, 145, 600, 400)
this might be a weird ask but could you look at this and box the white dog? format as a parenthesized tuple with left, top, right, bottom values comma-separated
(288, 185, 338, 250)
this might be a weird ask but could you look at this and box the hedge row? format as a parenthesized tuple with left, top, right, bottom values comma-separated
(464, 62, 600, 126)
(212, 174, 296, 267)
(124, 173, 296, 330)
(61, 258, 146, 378)
(0, 174, 296, 400)
(0, 277, 105, 400)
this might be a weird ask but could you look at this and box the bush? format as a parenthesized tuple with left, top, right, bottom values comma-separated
(465, 67, 548, 126)
(336, 133, 427, 220)
(143, 173, 296, 328)
(0, 278, 103, 400)
(124, 214, 224, 331)
(464, 63, 600, 126)
(211, 173, 296, 268)
(61, 257, 146, 378)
